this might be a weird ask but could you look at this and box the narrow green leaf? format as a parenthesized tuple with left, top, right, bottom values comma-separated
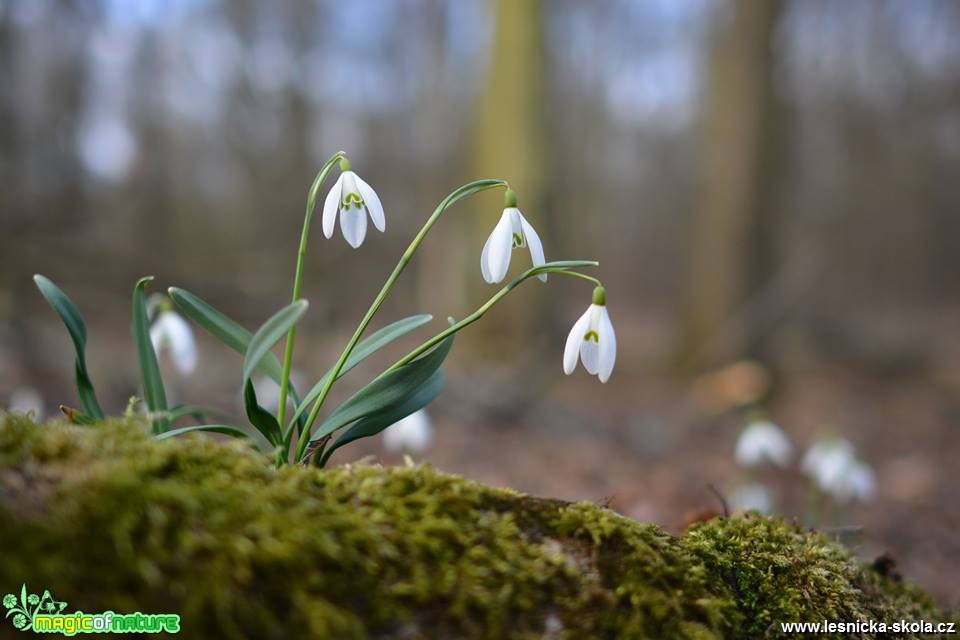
(154, 424, 250, 441)
(309, 333, 454, 444)
(243, 379, 283, 446)
(168, 287, 293, 379)
(319, 370, 443, 467)
(287, 314, 433, 429)
(133, 277, 168, 433)
(242, 300, 309, 386)
(33, 275, 104, 418)
(168, 286, 308, 427)
(167, 404, 233, 424)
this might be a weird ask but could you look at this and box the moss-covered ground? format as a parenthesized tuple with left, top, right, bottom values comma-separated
(0, 413, 951, 638)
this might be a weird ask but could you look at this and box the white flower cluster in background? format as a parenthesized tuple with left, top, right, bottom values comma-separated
(735, 419, 793, 467)
(802, 437, 876, 503)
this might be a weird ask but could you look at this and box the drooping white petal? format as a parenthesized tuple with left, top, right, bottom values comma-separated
(354, 172, 385, 232)
(735, 421, 792, 467)
(596, 306, 616, 383)
(340, 206, 368, 248)
(580, 306, 602, 375)
(383, 409, 433, 453)
(150, 311, 197, 375)
(322, 173, 344, 239)
(480, 230, 494, 283)
(485, 210, 515, 283)
(580, 340, 599, 374)
(518, 212, 547, 282)
(802, 438, 855, 490)
(563, 307, 592, 374)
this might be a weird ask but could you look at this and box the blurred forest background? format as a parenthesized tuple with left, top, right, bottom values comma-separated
(1, 0, 959, 605)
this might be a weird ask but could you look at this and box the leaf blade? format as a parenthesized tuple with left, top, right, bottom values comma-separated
(133, 277, 168, 433)
(319, 370, 443, 467)
(287, 314, 433, 429)
(168, 286, 308, 427)
(242, 300, 309, 386)
(308, 333, 454, 445)
(33, 274, 104, 418)
(154, 424, 250, 441)
(243, 379, 283, 447)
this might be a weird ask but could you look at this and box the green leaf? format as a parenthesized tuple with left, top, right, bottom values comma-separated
(133, 277, 168, 433)
(308, 333, 454, 445)
(154, 424, 250, 441)
(319, 370, 443, 467)
(242, 300, 309, 386)
(167, 404, 233, 424)
(287, 314, 433, 429)
(168, 287, 288, 379)
(243, 379, 283, 447)
(167, 287, 308, 427)
(33, 275, 104, 419)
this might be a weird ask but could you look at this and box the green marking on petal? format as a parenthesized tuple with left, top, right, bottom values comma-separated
(342, 192, 364, 207)
(512, 232, 524, 247)
(583, 330, 599, 343)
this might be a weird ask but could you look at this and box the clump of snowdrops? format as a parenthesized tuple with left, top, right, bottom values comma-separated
(35, 151, 616, 467)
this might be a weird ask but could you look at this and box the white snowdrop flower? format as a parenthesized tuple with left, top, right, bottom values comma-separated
(8, 387, 45, 421)
(150, 310, 197, 375)
(801, 437, 856, 491)
(728, 483, 774, 514)
(830, 460, 877, 504)
(480, 189, 546, 284)
(321, 157, 385, 248)
(383, 409, 433, 454)
(563, 286, 616, 383)
(734, 419, 793, 467)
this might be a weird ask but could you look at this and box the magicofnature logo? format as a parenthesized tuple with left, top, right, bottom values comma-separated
(3, 584, 180, 635)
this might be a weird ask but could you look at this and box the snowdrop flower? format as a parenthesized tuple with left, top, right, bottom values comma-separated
(383, 409, 433, 454)
(802, 437, 875, 502)
(734, 419, 793, 467)
(8, 387, 45, 420)
(729, 483, 774, 514)
(480, 189, 546, 284)
(829, 460, 876, 503)
(150, 310, 197, 375)
(322, 157, 385, 248)
(801, 437, 855, 490)
(563, 286, 616, 383)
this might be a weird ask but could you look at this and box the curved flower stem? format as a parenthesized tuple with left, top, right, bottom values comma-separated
(293, 178, 509, 463)
(276, 150, 345, 465)
(380, 263, 600, 375)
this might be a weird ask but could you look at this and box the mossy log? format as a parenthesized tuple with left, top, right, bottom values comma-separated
(0, 414, 949, 639)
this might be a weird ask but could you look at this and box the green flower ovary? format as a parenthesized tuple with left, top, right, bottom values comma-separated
(583, 330, 599, 343)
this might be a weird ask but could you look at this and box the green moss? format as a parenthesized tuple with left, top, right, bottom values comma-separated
(0, 413, 949, 639)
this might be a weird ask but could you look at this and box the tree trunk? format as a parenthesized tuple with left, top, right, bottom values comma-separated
(677, 0, 784, 371)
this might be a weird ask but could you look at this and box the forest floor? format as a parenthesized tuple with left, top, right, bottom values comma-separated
(357, 366, 960, 608)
